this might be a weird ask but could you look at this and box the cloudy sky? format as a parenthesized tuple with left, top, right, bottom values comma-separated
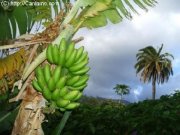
(74, 0, 180, 102)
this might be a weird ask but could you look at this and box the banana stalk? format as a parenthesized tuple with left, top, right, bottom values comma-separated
(52, 111, 72, 135)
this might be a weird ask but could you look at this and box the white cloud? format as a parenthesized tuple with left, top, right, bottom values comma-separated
(132, 86, 143, 102)
(133, 86, 143, 96)
(173, 58, 180, 69)
(169, 13, 180, 28)
(131, 12, 160, 30)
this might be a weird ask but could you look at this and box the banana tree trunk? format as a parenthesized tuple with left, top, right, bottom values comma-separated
(152, 78, 156, 100)
(11, 1, 83, 134)
(11, 86, 45, 135)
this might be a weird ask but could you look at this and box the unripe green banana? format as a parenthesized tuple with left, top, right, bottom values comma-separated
(65, 49, 77, 67)
(59, 38, 66, 51)
(59, 87, 69, 97)
(52, 46, 59, 64)
(42, 86, 52, 100)
(64, 102, 80, 110)
(48, 77, 56, 91)
(34, 40, 90, 111)
(56, 99, 70, 108)
(71, 67, 90, 75)
(65, 42, 75, 60)
(52, 66, 61, 83)
(37, 75, 46, 90)
(68, 83, 87, 91)
(69, 59, 89, 72)
(75, 52, 88, 64)
(63, 90, 79, 100)
(66, 76, 80, 86)
(61, 68, 68, 76)
(58, 50, 66, 66)
(46, 45, 54, 63)
(73, 75, 89, 87)
(60, 108, 66, 112)
(32, 80, 42, 92)
(72, 92, 82, 101)
(52, 88, 61, 101)
(56, 76, 67, 89)
(35, 66, 44, 77)
(75, 46, 84, 61)
(44, 64, 51, 83)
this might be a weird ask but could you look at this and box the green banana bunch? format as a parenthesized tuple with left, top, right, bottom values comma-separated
(32, 38, 90, 111)
(46, 39, 90, 75)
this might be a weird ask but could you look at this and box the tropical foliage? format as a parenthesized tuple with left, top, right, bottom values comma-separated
(1, 90, 180, 134)
(113, 84, 130, 101)
(0, 0, 65, 41)
(0, 87, 20, 135)
(43, 90, 180, 135)
(135, 44, 174, 99)
(0, 0, 157, 42)
(70, 0, 157, 29)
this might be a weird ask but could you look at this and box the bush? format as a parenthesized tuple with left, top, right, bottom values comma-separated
(60, 91, 180, 135)
(1, 90, 180, 135)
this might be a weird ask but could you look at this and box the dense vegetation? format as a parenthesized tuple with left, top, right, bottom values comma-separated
(42, 91, 180, 135)
(0, 88, 20, 135)
(0, 90, 179, 135)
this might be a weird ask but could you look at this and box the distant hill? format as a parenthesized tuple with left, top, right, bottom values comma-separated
(110, 98, 131, 105)
(80, 95, 131, 105)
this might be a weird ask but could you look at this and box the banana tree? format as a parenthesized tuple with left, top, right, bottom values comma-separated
(0, 0, 157, 134)
(0, 0, 64, 42)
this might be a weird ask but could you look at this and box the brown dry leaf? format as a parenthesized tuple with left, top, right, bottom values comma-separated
(0, 48, 29, 94)
(0, 48, 27, 79)
(32, 11, 65, 43)
(11, 86, 45, 135)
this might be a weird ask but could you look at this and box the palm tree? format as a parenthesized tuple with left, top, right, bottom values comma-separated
(135, 44, 174, 100)
(113, 84, 130, 102)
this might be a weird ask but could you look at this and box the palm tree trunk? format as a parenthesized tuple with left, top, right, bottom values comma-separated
(152, 79, 156, 100)
(119, 95, 122, 103)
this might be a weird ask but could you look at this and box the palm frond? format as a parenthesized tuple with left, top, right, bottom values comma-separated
(114, 84, 130, 95)
(71, 0, 157, 29)
(157, 44, 163, 55)
(135, 44, 173, 84)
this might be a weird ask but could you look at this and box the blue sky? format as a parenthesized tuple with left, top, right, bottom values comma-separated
(74, 0, 180, 102)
